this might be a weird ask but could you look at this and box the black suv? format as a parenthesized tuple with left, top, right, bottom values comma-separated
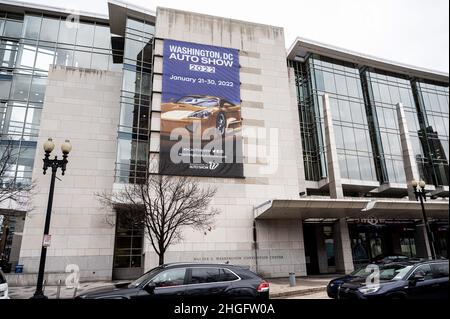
(338, 260, 449, 299)
(77, 263, 270, 300)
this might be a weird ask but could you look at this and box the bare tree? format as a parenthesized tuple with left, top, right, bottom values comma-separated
(0, 137, 34, 208)
(98, 174, 219, 265)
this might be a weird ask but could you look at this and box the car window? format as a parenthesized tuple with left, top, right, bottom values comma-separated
(129, 266, 162, 288)
(379, 264, 414, 281)
(411, 264, 433, 280)
(190, 268, 222, 284)
(149, 268, 186, 288)
(221, 269, 239, 282)
(431, 263, 449, 279)
(177, 97, 218, 107)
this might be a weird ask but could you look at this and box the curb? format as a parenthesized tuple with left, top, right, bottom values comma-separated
(270, 287, 327, 298)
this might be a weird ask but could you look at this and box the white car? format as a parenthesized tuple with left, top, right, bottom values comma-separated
(0, 269, 9, 299)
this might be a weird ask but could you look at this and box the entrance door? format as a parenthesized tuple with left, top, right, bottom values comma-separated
(112, 214, 144, 280)
(303, 224, 320, 275)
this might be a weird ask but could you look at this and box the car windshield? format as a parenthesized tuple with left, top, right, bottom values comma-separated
(128, 267, 163, 288)
(379, 265, 414, 281)
(351, 267, 372, 277)
(177, 96, 219, 107)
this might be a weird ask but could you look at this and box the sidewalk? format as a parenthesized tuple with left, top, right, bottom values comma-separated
(8, 275, 336, 299)
(268, 275, 334, 298)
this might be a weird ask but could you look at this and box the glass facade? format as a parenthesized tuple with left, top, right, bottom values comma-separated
(291, 54, 449, 191)
(0, 11, 116, 185)
(414, 81, 449, 186)
(115, 18, 154, 184)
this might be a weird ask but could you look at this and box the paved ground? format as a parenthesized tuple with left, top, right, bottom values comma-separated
(284, 291, 330, 299)
(8, 275, 336, 299)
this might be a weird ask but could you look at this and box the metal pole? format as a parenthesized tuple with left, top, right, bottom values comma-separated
(32, 166, 57, 299)
(417, 191, 437, 260)
(56, 280, 61, 299)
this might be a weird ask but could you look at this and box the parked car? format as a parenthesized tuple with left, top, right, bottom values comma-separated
(0, 268, 9, 299)
(161, 95, 241, 138)
(371, 254, 411, 264)
(327, 266, 375, 299)
(77, 263, 269, 300)
(337, 260, 449, 299)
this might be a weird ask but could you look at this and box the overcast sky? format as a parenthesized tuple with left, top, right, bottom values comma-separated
(24, 0, 449, 73)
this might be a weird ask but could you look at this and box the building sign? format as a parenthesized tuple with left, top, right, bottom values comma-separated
(160, 39, 243, 178)
(42, 235, 52, 248)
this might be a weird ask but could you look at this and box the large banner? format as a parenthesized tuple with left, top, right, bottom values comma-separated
(160, 39, 243, 178)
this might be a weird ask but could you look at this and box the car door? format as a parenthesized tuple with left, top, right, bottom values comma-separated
(406, 264, 437, 299)
(135, 267, 187, 299)
(430, 262, 449, 299)
(185, 267, 231, 298)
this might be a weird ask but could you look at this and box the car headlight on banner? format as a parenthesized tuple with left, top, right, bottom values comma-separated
(190, 110, 212, 119)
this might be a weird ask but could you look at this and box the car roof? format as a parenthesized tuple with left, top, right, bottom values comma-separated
(161, 262, 248, 269)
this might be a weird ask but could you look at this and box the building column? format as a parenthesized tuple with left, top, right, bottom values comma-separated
(396, 102, 421, 200)
(415, 225, 432, 260)
(323, 94, 344, 199)
(334, 219, 354, 274)
(315, 225, 328, 274)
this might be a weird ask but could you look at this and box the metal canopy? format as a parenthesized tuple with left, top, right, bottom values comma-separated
(254, 199, 449, 220)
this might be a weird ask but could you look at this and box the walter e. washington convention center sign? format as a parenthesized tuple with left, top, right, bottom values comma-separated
(160, 39, 243, 178)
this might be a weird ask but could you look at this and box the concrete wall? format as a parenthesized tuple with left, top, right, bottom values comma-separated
(19, 66, 122, 281)
(145, 8, 305, 277)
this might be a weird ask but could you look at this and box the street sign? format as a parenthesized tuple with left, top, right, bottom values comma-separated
(42, 235, 52, 248)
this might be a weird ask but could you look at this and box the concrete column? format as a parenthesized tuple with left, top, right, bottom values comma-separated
(315, 225, 329, 274)
(396, 103, 420, 200)
(334, 219, 354, 274)
(415, 225, 432, 260)
(323, 94, 344, 199)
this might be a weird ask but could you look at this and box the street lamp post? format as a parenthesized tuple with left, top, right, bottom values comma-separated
(411, 180, 437, 260)
(31, 138, 72, 299)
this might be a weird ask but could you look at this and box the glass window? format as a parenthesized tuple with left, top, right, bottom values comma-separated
(355, 129, 369, 152)
(190, 268, 221, 284)
(93, 24, 110, 49)
(221, 269, 239, 282)
(34, 46, 55, 71)
(346, 76, 360, 98)
(335, 74, 348, 96)
(384, 108, 397, 129)
(123, 69, 138, 92)
(29, 77, 46, 103)
(431, 263, 449, 279)
(393, 160, 406, 183)
(342, 126, 356, 150)
(338, 100, 351, 123)
(23, 107, 41, 137)
(379, 84, 391, 103)
(40, 17, 60, 42)
(17, 43, 37, 70)
(323, 71, 336, 93)
(3, 19, 23, 38)
(411, 264, 433, 281)
(0, 75, 12, 99)
(314, 70, 325, 91)
(76, 23, 95, 47)
(23, 15, 41, 40)
(55, 48, 74, 67)
(388, 85, 401, 105)
(149, 268, 186, 288)
(117, 138, 132, 166)
(339, 154, 348, 179)
(0, 40, 18, 68)
(127, 18, 144, 32)
(350, 102, 364, 124)
(10, 75, 32, 101)
(73, 51, 91, 68)
(334, 125, 344, 149)
(359, 156, 374, 181)
(346, 155, 361, 180)
(125, 39, 145, 62)
(91, 53, 109, 70)
(7, 106, 26, 135)
(329, 98, 340, 121)
(58, 20, 78, 44)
